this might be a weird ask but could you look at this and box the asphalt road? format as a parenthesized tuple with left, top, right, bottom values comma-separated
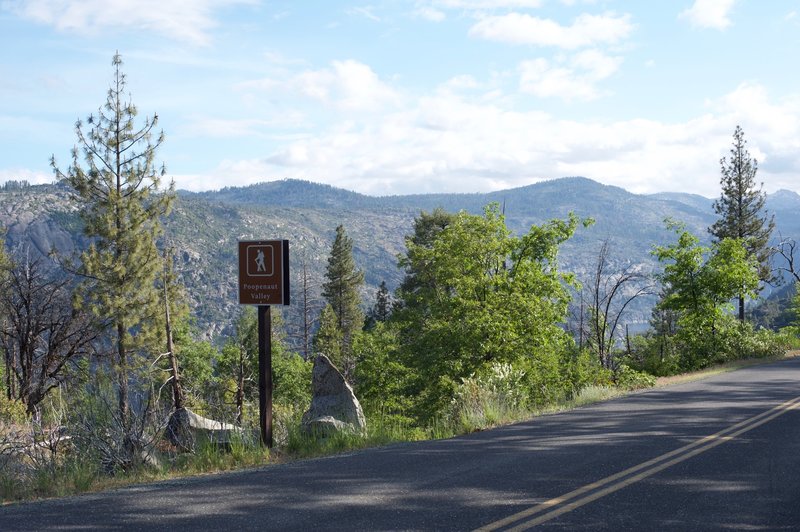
(2, 357, 800, 531)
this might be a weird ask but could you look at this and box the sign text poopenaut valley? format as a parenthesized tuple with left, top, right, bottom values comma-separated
(238, 240, 290, 305)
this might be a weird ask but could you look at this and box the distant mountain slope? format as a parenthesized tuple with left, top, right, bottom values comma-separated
(646, 191, 714, 213)
(2, 177, 797, 341)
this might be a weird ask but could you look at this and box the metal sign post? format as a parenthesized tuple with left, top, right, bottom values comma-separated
(257, 305, 272, 447)
(238, 240, 290, 448)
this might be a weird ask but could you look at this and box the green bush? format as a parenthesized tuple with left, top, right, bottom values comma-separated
(624, 334, 681, 377)
(614, 364, 656, 390)
(559, 347, 613, 395)
(448, 362, 529, 432)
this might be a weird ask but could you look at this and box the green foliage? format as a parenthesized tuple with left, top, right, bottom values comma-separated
(0, 390, 27, 425)
(559, 347, 613, 395)
(710, 126, 775, 285)
(353, 322, 413, 422)
(174, 338, 217, 409)
(397, 207, 456, 302)
(614, 364, 656, 390)
(272, 350, 312, 408)
(51, 53, 175, 426)
(628, 314, 790, 376)
(395, 204, 587, 420)
(449, 362, 530, 431)
(652, 221, 760, 370)
(365, 280, 391, 327)
(313, 304, 343, 368)
(718, 321, 791, 361)
(321, 224, 364, 379)
(215, 307, 258, 420)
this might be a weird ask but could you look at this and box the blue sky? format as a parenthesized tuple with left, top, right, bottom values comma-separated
(1, 0, 798, 196)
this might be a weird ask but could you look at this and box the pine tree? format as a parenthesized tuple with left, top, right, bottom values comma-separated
(52, 53, 174, 430)
(321, 225, 364, 379)
(709, 125, 775, 321)
(373, 281, 391, 322)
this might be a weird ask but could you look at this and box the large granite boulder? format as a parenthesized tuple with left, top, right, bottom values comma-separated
(302, 355, 366, 436)
(165, 407, 242, 452)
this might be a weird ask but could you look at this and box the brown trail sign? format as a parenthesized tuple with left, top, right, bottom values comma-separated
(238, 240, 290, 305)
(238, 240, 290, 447)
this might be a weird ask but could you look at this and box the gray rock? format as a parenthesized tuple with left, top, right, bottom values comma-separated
(165, 407, 242, 452)
(302, 355, 366, 436)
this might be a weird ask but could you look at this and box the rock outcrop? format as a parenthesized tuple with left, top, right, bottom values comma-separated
(301, 355, 366, 436)
(165, 407, 242, 452)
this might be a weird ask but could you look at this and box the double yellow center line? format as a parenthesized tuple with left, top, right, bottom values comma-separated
(476, 394, 800, 531)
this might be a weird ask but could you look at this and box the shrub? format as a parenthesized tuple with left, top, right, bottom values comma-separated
(614, 364, 656, 390)
(449, 362, 529, 432)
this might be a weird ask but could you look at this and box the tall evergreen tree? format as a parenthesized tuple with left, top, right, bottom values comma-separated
(372, 281, 391, 323)
(397, 208, 455, 303)
(710, 125, 774, 321)
(52, 53, 174, 430)
(321, 225, 364, 379)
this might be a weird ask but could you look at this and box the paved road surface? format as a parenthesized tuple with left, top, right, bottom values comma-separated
(2, 357, 799, 530)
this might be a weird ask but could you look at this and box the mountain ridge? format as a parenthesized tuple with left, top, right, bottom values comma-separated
(2, 176, 798, 341)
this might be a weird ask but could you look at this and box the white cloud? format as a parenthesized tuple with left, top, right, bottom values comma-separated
(413, 6, 446, 22)
(181, 82, 800, 197)
(679, 0, 737, 30)
(239, 60, 401, 112)
(5, 0, 253, 45)
(431, 0, 542, 9)
(180, 116, 309, 138)
(469, 12, 633, 49)
(346, 5, 381, 22)
(519, 50, 621, 101)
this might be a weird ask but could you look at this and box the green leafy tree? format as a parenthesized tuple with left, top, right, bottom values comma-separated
(353, 322, 413, 422)
(272, 349, 312, 409)
(710, 126, 775, 320)
(395, 204, 586, 418)
(654, 221, 760, 368)
(51, 53, 174, 430)
(321, 225, 364, 379)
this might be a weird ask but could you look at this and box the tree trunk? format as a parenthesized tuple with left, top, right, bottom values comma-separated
(164, 282, 184, 410)
(117, 321, 129, 430)
(738, 294, 745, 321)
(163, 252, 184, 411)
(5, 347, 16, 400)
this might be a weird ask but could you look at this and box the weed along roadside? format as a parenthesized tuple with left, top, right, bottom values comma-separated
(3, 351, 796, 505)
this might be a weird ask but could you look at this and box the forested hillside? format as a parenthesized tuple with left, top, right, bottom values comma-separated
(2, 177, 799, 340)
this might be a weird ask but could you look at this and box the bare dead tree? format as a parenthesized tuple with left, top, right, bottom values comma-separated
(0, 250, 100, 416)
(774, 235, 800, 283)
(161, 247, 184, 411)
(587, 240, 653, 370)
(291, 255, 322, 359)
